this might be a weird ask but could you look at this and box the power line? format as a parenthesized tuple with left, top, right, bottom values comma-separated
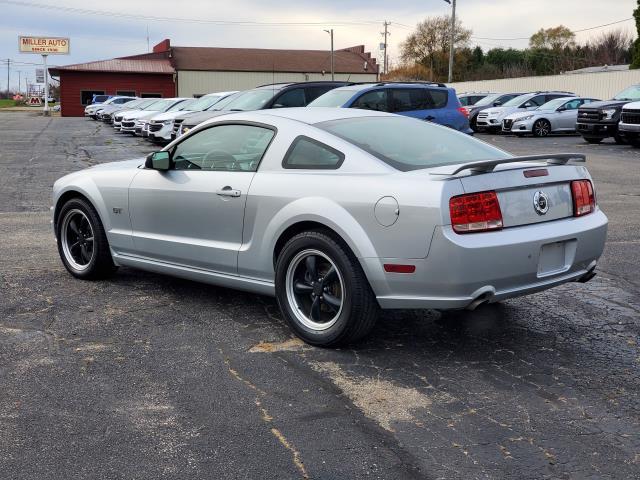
(472, 17, 634, 41)
(0, 0, 384, 27)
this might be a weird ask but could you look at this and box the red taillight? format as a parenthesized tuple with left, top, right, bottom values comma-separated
(571, 180, 595, 217)
(449, 191, 503, 234)
(457, 106, 469, 118)
(383, 264, 416, 274)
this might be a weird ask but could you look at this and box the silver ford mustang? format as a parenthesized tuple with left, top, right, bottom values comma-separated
(52, 108, 608, 346)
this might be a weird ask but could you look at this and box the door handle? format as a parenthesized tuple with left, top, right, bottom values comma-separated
(217, 186, 241, 198)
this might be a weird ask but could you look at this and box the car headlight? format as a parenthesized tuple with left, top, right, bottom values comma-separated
(602, 108, 618, 120)
(515, 115, 534, 122)
(182, 126, 191, 135)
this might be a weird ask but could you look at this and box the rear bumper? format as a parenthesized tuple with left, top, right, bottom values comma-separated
(366, 210, 608, 310)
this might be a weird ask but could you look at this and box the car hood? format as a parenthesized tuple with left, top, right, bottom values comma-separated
(123, 110, 160, 120)
(150, 110, 195, 121)
(182, 110, 231, 127)
(580, 100, 628, 110)
(485, 106, 519, 116)
(88, 158, 145, 171)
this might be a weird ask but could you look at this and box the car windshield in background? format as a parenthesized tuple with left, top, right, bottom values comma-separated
(189, 95, 224, 111)
(317, 116, 510, 172)
(502, 94, 532, 107)
(223, 90, 277, 111)
(147, 99, 181, 111)
(538, 98, 570, 110)
(613, 85, 640, 101)
(168, 99, 196, 112)
(139, 99, 162, 110)
(473, 93, 502, 107)
(308, 89, 358, 107)
(206, 92, 243, 111)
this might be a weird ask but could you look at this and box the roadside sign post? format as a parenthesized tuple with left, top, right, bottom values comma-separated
(43, 55, 49, 115)
(18, 36, 70, 116)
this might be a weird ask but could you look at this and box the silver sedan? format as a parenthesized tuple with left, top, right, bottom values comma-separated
(52, 108, 607, 346)
(502, 97, 599, 137)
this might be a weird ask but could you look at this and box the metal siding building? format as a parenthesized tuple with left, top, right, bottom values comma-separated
(177, 71, 376, 97)
(51, 39, 379, 116)
(449, 68, 640, 100)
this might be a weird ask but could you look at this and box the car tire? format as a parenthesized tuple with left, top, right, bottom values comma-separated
(532, 119, 551, 137)
(56, 197, 117, 280)
(583, 137, 603, 144)
(470, 117, 478, 132)
(275, 230, 379, 347)
(614, 134, 627, 145)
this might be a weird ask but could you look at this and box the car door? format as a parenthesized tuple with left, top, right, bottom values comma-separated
(555, 98, 583, 130)
(349, 89, 390, 112)
(128, 122, 276, 274)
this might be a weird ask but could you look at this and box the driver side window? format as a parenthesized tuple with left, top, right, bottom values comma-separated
(172, 124, 275, 172)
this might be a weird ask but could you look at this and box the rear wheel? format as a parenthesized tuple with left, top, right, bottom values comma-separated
(56, 197, 116, 279)
(532, 119, 551, 137)
(583, 136, 603, 144)
(275, 231, 379, 347)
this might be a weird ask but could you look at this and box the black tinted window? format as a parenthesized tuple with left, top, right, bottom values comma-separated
(283, 136, 344, 170)
(305, 86, 334, 103)
(274, 88, 306, 108)
(352, 90, 389, 111)
(392, 88, 447, 112)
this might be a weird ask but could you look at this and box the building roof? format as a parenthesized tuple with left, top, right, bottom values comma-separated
(565, 64, 630, 75)
(49, 58, 175, 76)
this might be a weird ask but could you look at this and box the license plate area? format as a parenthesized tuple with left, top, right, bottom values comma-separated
(537, 240, 577, 278)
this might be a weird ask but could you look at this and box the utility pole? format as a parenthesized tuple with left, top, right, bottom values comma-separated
(381, 21, 391, 75)
(324, 29, 334, 80)
(5, 59, 10, 98)
(17, 70, 21, 95)
(43, 54, 49, 115)
(444, 0, 457, 83)
(146, 25, 150, 52)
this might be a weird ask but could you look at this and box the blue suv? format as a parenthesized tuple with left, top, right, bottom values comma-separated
(308, 82, 472, 134)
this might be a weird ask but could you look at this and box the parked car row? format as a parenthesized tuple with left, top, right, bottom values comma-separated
(86, 81, 475, 143)
(459, 84, 640, 146)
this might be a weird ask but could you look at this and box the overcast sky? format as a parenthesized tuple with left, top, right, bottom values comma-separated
(1, 0, 637, 89)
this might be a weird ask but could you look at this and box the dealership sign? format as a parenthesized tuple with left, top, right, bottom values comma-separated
(19, 36, 70, 55)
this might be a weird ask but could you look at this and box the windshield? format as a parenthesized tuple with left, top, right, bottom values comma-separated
(145, 99, 181, 111)
(188, 95, 224, 111)
(223, 89, 278, 111)
(167, 99, 195, 112)
(538, 98, 570, 110)
(317, 116, 510, 171)
(613, 85, 640, 101)
(206, 92, 243, 111)
(473, 93, 502, 107)
(308, 89, 358, 107)
(503, 94, 532, 107)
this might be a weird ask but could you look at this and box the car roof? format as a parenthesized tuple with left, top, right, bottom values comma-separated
(236, 106, 394, 125)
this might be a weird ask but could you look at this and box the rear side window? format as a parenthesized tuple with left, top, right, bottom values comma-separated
(392, 88, 447, 112)
(351, 90, 389, 111)
(282, 136, 344, 170)
(273, 88, 306, 108)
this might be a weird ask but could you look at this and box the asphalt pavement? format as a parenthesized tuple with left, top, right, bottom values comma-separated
(1, 111, 638, 480)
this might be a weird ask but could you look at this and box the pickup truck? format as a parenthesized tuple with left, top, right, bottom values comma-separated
(575, 85, 640, 144)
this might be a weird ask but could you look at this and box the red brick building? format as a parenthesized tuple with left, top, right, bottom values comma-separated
(50, 39, 379, 117)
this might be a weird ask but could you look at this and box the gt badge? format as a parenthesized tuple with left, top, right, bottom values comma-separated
(533, 191, 549, 215)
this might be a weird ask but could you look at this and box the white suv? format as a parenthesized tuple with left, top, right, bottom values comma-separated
(476, 91, 576, 132)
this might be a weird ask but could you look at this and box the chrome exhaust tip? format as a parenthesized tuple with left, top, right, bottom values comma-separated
(466, 292, 493, 311)
(578, 269, 597, 284)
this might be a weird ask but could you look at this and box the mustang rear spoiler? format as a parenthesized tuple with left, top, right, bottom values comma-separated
(429, 153, 586, 176)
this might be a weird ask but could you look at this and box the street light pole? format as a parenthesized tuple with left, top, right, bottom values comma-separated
(444, 0, 457, 83)
(324, 29, 334, 80)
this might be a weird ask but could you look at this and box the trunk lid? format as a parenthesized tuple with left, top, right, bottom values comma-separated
(457, 163, 586, 227)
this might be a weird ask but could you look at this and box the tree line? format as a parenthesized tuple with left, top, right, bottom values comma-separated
(386, 16, 635, 83)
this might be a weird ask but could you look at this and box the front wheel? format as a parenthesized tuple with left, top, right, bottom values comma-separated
(275, 231, 379, 347)
(56, 197, 117, 279)
(532, 119, 551, 137)
(614, 133, 627, 145)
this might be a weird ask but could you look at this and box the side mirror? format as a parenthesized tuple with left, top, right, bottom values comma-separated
(145, 151, 171, 171)
(557, 107, 566, 112)
(522, 103, 532, 108)
(272, 103, 285, 109)
(493, 101, 502, 106)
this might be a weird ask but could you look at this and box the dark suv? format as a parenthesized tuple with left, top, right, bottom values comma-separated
(576, 85, 640, 144)
(177, 81, 349, 137)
